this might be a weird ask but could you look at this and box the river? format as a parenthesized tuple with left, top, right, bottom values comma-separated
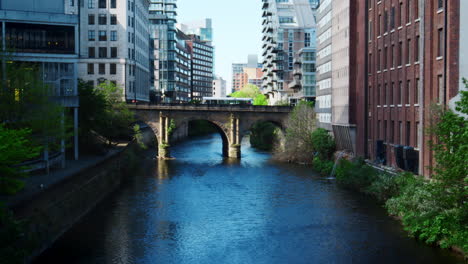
(34, 134, 463, 264)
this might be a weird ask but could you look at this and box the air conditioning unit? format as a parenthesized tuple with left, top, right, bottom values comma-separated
(394, 145, 405, 169)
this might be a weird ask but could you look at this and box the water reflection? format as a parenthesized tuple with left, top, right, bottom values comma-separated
(34, 134, 463, 264)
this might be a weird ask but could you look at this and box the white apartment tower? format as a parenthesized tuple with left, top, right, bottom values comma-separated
(261, 0, 316, 105)
(79, 0, 151, 102)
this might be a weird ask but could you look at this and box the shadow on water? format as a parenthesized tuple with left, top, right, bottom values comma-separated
(34, 134, 464, 264)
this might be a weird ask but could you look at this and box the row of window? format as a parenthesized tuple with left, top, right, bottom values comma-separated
(370, 35, 423, 72)
(87, 63, 117, 75)
(371, 0, 420, 39)
(88, 46, 117, 58)
(372, 78, 420, 106)
(88, 30, 118, 41)
(87, 0, 117, 9)
(374, 119, 420, 149)
(88, 14, 117, 26)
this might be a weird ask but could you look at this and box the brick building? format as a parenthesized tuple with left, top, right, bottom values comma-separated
(364, 0, 463, 176)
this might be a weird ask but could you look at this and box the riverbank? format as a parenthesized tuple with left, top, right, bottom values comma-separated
(332, 158, 467, 259)
(4, 128, 155, 263)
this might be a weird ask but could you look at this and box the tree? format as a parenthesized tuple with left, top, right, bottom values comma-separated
(274, 102, 317, 163)
(78, 81, 135, 150)
(0, 125, 41, 194)
(229, 84, 269, 105)
(0, 59, 67, 151)
(310, 128, 336, 160)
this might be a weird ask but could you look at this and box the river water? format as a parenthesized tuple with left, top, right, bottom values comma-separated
(35, 134, 463, 264)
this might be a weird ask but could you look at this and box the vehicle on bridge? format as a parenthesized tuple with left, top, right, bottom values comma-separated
(202, 97, 253, 105)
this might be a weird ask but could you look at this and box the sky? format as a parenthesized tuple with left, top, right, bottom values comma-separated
(177, 0, 263, 93)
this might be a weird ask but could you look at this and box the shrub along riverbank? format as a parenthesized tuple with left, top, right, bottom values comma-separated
(334, 88, 468, 257)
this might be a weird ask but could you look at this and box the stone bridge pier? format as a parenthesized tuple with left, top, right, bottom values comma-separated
(131, 105, 291, 159)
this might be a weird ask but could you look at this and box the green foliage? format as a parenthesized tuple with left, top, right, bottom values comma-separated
(335, 158, 378, 192)
(253, 94, 268, 106)
(310, 128, 335, 160)
(229, 84, 269, 105)
(0, 60, 68, 151)
(312, 156, 334, 176)
(275, 103, 316, 163)
(0, 203, 36, 264)
(0, 125, 41, 194)
(133, 124, 146, 150)
(383, 86, 468, 253)
(249, 122, 279, 151)
(167, 119, 176, 137)
(78, 80, 135, 150)
(275, 100, 290, 106)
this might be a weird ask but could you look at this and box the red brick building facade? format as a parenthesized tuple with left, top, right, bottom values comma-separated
(361, 0, 460, 176)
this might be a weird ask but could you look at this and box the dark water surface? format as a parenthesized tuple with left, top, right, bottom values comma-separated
(35, 134, 463, 264)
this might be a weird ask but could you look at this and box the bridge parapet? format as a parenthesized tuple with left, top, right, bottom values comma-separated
(128, 104, 292, 113)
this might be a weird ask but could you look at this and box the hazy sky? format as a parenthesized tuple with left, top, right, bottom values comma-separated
(177, 0, 263, 93)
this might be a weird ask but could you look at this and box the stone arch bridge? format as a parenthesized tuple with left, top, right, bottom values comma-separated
(129, 105, 292, 159)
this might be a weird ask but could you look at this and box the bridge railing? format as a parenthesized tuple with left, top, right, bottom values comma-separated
(128, 103, 293, 112)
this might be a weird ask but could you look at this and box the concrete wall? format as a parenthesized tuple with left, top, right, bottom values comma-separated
(12, 129, 155, 262)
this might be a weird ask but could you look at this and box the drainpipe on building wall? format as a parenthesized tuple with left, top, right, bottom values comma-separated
(364, 0, 369, 158)
(443, 0, 448, 104)
(418, 0, 425, 176)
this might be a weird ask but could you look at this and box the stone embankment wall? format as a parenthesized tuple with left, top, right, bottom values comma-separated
(12, 129, 155, 263)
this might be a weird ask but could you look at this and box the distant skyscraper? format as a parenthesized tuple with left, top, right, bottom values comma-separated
(261, 0, 317, 105)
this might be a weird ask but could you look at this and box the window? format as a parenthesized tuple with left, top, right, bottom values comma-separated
(407, 39, 411, 64)
(99, 63, 105, 75)
(110, 63, 116, 75)
(416, 122, 420, 148)
(438, 0, 443, 10)
(70, 0, 74, 6)
(437, 28, 444, 58)
(111, 47, 117, 58)
(385, 83, 389, 105)
(377, 49, 381, 71)
(88, 0, 95, 8)
(378, 14, 381, 35)
(384, 10, 388, 32)
(384, 46, 388, 69)
(406, 121, 411, 146)
(110, 15, 117, 25)
(98, 14, 107, 25)
(438, 74, 444, 103)
(88, 47, 95, 58)
(88, 30, 95, 41)
(406, 0, 411, 23)
(87, 80, 94, 87)
(390, 82, 394, 105)
(398, 41, 403, 66)
(128, 16, 131, 27)
(99, 30, 107, 41)
(87, 63, 94, 74)
(415, 0, 419, 19)
(279, 16, 295, 24)
(406, 80, 411, 104)
(99, 47, 107, 58)
(390, 7, 395, 29)
(88, 14, 95, 25)
(368, 21, 373, 41)
(415, 78, 420, 104)
(378, 84, 381, 105)
(390, 121, 395, 143)
(399, 81, 403, 104)
(99, 0, 106, 8)
(415, 36, 420, 62)
(110, 31, 117, 41)
(399, 121, 403, 144)
(111, 0, 116, 8)
(392, 44, 396, 67)
(399, 2, 403, 27)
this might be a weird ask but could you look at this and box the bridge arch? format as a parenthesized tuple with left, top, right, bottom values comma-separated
(240, 118, 287, 152)
(172, 118, 231, 157)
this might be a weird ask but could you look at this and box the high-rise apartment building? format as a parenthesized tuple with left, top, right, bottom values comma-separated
(185, 34, 214, 101)
(213, 76, 227, 97)
(0, 0, 80, 160)
(261, 0, 317, 105)
(360, 0, 466, 177)
(149, 0, 180, 103)
(79, 0, 150, 103)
